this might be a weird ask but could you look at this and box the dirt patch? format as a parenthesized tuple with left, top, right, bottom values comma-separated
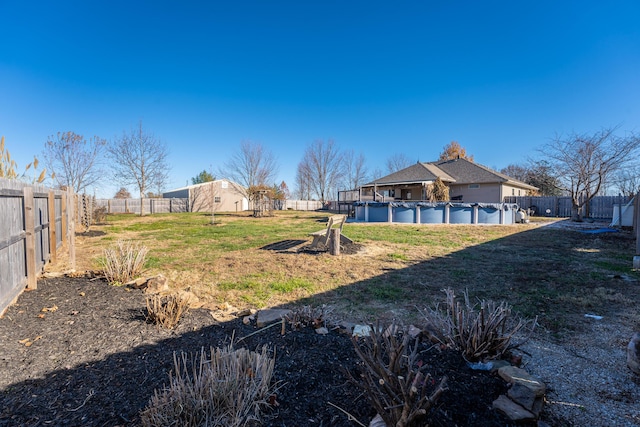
(0, 277, 527, 426)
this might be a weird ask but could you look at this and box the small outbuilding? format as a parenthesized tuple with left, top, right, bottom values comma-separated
(163, 179, 248, 212)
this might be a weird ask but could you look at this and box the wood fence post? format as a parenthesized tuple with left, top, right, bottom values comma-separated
(23, 187, 37, 290)
(60, 192, 67, 245)
(67, 191, 76, 270)
(329, 228, 341, 256)
(48, 190, 57, 263)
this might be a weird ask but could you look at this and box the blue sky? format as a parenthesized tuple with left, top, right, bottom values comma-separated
(1, 1, 639, 197)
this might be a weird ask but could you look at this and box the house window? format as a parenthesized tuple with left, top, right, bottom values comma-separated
(518, 190, 521, 196)
(214, 196, 221, 203)
(469, 184, 480, 189)
(512, 189, 515, 196)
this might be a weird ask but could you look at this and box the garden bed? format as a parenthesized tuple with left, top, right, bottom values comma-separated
(0, 276, 525, 426)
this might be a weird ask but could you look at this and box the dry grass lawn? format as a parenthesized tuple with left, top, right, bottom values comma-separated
(60, 210, 640, 333)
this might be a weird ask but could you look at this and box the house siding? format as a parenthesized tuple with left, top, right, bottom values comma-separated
(163, 180, 248, 212)
(448, 183, 501, 203)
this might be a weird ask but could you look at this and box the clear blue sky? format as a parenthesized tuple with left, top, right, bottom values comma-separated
(1, 1, 639, 197)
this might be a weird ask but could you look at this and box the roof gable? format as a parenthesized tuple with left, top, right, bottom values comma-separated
(368, 162, 455, 185)
(364, 158, 537, 191)
(433, 158, 537, 190)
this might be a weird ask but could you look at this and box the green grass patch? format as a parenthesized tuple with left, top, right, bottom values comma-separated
(387, 252, 409, 261)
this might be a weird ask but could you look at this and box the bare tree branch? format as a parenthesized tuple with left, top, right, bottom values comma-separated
(342, 149, 368, 190)
(541, 126, 640, 220)
(220, 141, 278, 188)
(385, 153, 412, 174)
(297, 140, 344, 203)
(43, 131, 106, 193)
(106, 121, 170, 216)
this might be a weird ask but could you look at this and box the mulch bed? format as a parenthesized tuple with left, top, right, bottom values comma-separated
(0, 277, 528, 426)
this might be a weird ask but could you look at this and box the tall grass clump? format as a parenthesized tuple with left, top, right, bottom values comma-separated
(422, 288, 537, 362)
(348, 323, 447, 427)
(101, 239, 148, 284)
(140, 345, 276, 427)
(146, 293, 190, 329)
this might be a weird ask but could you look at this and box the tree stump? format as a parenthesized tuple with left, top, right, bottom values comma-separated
(329, 228, 341, 256)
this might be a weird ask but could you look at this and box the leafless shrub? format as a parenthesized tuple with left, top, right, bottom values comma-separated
(146, 293, 190, 329)
(348, 323, 447, 427)
(422, 288, 537, 362)
(93, 205, 107, 224)
(101, 240, 148, 285)
(285, 304, 334, 330)
(140, 344, 276, 427)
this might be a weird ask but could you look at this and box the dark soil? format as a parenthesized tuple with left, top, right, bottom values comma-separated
(1, 277, 530, 426)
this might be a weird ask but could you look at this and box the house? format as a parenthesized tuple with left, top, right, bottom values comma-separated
(163, 179, 249, 212)
(360, 158, 538, 203)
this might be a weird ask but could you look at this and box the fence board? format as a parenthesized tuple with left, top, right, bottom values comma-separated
(504, 195, 631, 219)
(0, 178, 72, 314)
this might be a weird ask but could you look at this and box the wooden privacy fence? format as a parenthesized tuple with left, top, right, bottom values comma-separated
(504, 195, 631, 219)
(0, 178, 75, 315)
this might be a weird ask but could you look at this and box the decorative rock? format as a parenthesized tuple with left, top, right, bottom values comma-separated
(508, 383, 545, 416)
(235, 308, 256, 317)
(408, 324, 422, 339)
(242, 316, 252, 325)
(489, 360, 511, 373)
(256, 309, 291, 327)
(315, 326, 329, 335)
(145, 274, 169, 293)
(492, 395, 536, 421)
(338, 321, 355, 335)
(353, 325, 373, 337)
(369, 413, 387, 427)
(498, 366, 546, 397)
(126, 277, 148, 289)
(628, 332, 640, 375)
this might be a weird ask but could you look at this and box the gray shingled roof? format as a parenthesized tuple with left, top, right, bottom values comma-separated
(367, 162, 455, 185)
(365, 158, 537, 190)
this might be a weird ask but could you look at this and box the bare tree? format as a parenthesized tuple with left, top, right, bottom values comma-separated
(297, 139, 344, 203)
(439, 141, 474, 161)
(612, 165, 640, 197)
(500, 160, 561, 196)
(386, 153, 412, 174)
(106, 122, 169, 216)
(114, 187, 131, 199)
(542, 126, 640, 220)
(370, 166, 384, 181)
(43, 131, 106, 193)
(295, 162, 312, 199)
(500, 164, 530, 182)
(342, 150, 368, 190)
(221, 141, 278, 189)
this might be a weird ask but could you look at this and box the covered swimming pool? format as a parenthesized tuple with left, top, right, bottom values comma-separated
(353, 202, 522, 224)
